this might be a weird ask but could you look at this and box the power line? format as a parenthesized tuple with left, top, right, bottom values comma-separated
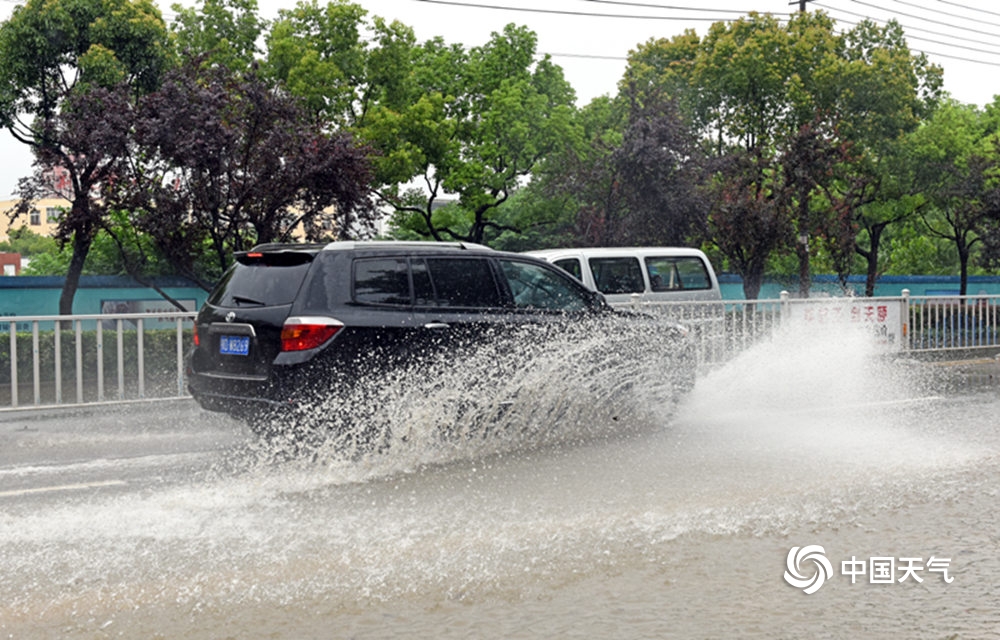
(409, 0, 1000, 69)
(813, 8, 1000, 67)
(412, 0, 744, 21)
(578, 0, 751, 13)
(891, 0, 1000, 29)
(814, 2, 1000, 55)
(816, 3, 1000, 68)
(929, 0, 1000, 21)
(841, 0, 1000, 39)
(548, 51, 629, 61)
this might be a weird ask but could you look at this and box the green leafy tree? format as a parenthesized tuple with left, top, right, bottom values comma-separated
(171, 0, 268, 71)
(0, 0, 171, 313)
(899, 100, 1000, 294)
(529, 95, 626, 247)
(884, 214, 955, 275)
(0, 226, 59, 258)
(708, 150, 792, 300)
(14, 227, 173, 277)
(381, 24, 579, 244)
(265, 0, 413, 127)
(622, 12, 941, 296)
(834, 18, 942, 295)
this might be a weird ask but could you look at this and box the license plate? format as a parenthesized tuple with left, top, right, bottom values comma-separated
(219, 335, 250, 356)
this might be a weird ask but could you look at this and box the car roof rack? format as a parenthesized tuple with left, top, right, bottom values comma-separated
(246, 243, 327, 252)
(319, 240, 493, 251)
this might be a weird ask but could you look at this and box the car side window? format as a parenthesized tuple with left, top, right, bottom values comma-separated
(553, 258, 583, 281)
(645, 257, 711, 291)
(588, 257, 644, 294)
(424, 257, 502, 308)
(353, 258, 411, 305)
(499, 259, 589, 312)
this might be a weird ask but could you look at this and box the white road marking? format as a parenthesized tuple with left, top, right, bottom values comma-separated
(0, 479, 127, 498)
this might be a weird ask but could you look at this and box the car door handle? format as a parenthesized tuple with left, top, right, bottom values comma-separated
(423, 322, 450, 330)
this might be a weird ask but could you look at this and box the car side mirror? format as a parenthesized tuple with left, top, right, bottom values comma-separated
(589, 290, 611, 310)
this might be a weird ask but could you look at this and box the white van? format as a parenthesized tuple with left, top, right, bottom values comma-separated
(524, 247, 722, 305)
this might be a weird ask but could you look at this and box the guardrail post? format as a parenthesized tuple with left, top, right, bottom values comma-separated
(901, 289, 910, 350)
(116, 318, 126, 400)
(96, 321, 104, 402)
(54, 319, 62, 404)
(75, 319, 83, 403)
(779, 290, 790, 323)
(8, 320, 17, 408)
(176, 317, 185, 397)
(137, 317, 145, 399)
(32, 321, 40, 406)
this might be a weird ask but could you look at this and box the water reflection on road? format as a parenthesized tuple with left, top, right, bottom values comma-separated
(1, 346, 999, 638)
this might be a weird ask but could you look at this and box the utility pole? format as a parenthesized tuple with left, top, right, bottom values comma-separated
(798, 0, 811, 12)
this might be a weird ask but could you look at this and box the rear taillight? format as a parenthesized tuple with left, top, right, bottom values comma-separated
(193, 325, 200, 347)
(280, 316, 344, 352)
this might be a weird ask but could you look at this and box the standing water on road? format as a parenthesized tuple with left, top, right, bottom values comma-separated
(1, 320, 998, 639)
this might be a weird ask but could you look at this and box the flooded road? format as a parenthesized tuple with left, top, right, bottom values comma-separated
(1, 328, 999, 639)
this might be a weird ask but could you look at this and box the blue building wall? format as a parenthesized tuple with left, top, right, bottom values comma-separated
(3, 273, 1000, 315)
(718, 274, 1000, 300)
(0, 276, 208, 317)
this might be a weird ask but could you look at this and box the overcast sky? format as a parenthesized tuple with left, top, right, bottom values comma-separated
(1, 0, 998, 198)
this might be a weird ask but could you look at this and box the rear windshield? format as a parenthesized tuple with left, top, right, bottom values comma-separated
(207, 253, 313, 307)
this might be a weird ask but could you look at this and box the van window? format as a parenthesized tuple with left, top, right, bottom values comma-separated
(588, 257, 644, 294)
(553, 258, 582, 280)
(645, 257, 711, 292)
(498, 259, 588, 312)
(424, 257, 502, 308)
(353, 258, 411, 305)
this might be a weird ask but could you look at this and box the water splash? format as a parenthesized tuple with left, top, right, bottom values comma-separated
(674, 317, 972, 476)
(3, 309, 998, 638)
(245, 315, 694, 471)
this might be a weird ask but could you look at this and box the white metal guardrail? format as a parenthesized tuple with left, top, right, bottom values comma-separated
(2, 311, 196, 411)
(621, 289, 1000, 368)
(4, 290, 999, 412)
(904, 291, 1000, 351)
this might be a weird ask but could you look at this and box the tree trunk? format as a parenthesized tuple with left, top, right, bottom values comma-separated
(742, 274, 763, 301)
(864, 250, 879, 297)
(958, 244, 969, 296)
(859, 222, 886, 297)
(59, 231, 94, 315)
(741, 260, 766, 300)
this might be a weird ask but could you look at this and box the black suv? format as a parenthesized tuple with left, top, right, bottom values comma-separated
(188, 241, 691, 437)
